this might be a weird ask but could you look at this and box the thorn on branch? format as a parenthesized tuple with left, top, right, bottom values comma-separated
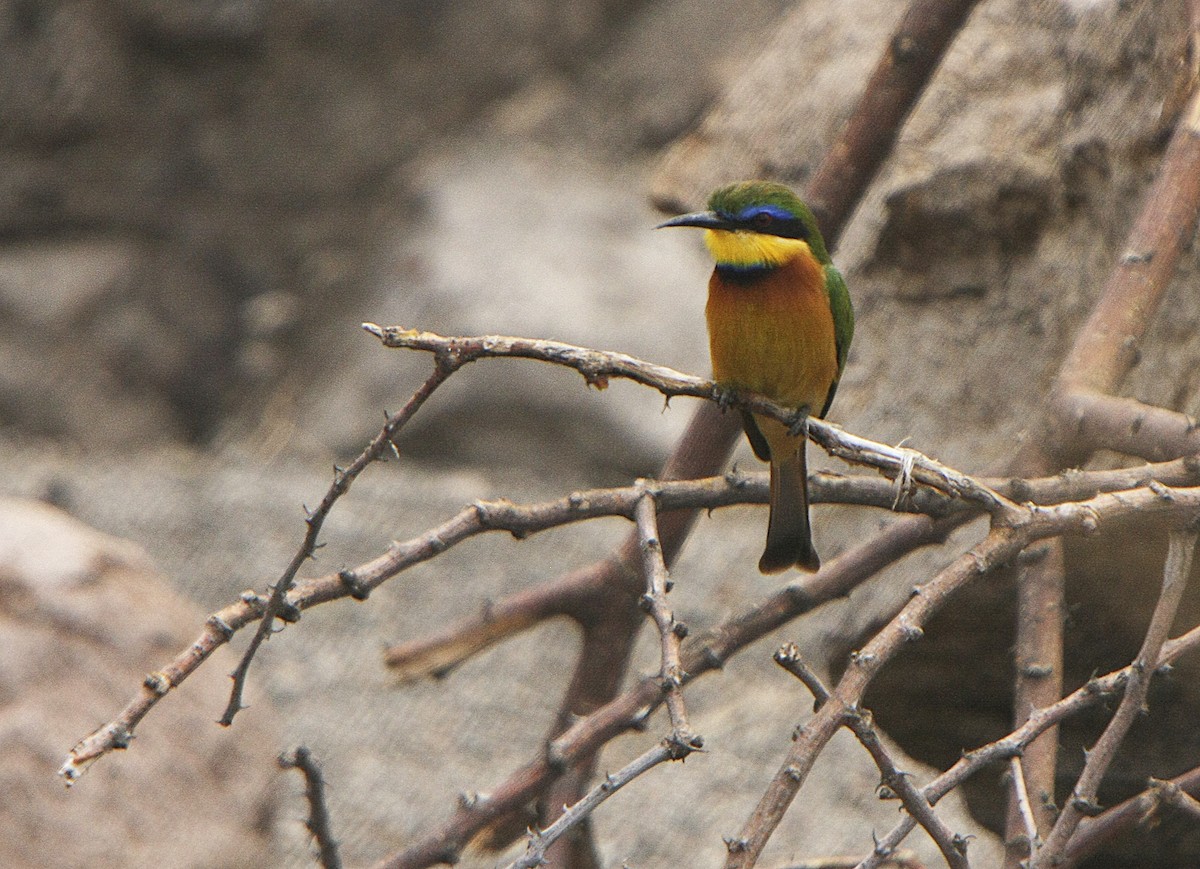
(143, 672, 172, 696)
(239, 590, 267, 610)
(723, 835, 750, 853)
(206, 614, 236, 639)
(1071, 794, 1106, 817)
(337, 569, 371, 601)
(276, 600, 302, 624)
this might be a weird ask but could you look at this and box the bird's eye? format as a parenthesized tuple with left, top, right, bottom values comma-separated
(752, 212, 775, 229)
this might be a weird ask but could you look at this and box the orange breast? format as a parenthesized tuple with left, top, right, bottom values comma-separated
(705, 254, 838, 443)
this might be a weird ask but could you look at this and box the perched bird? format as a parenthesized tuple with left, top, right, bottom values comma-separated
(659, 181, 853, 573)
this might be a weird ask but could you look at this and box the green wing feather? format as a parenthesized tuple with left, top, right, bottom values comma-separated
(819, 264, 854, 419)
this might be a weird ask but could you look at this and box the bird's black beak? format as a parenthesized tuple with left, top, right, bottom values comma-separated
(655, 210, 732, 231)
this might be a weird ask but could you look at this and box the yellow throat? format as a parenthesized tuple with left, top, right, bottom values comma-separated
(703, 228, 814, 269)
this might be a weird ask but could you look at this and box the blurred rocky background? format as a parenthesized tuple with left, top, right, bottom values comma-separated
(2, 0, 1199, 867)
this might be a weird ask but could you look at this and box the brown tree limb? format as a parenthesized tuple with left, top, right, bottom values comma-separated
(279, 746, 343, 869)
(221, 359, 460, 727)
(1031, 528, 1199, 867)
(1053, 390, 1200, 464)
(1003, 42, 1200, 860)
(725, 486, 1200, 869)
(1062, 766, 1200, 867)
(802, 0, 982, 236)
(862, 624, 1200, 868)
(774, 645, 969, 869)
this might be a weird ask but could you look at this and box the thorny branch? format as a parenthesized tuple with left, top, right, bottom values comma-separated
(862, 622, 1200, 869)
(1030, 528, 1199, 867)
(503, 740, 689, 869)
(724, 486, 1200, 869)
(221, 359, 458, 727)
(378, 483, 1200, 869)
(1003, 48, 1200, 862)
(365, 326, 1013, 515)
(279, 746, 343, 869)
(774, 645, 969, 869)
(633, 487, 701, 748)
(61, 328, 1057, 783)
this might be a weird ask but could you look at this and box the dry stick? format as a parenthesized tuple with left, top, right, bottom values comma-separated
(1009, 756, 1040, 854)
(633, 488, 701, 747)
(220, 358, 459, 727)
(1063, 765, 1200, 867)
(1031, 528, 1200, 867)
(1003, 62, 1200, 861)
(376, 486, 1200, 869)
(279, 746, 343, 869)
(373, 515, 957, 869)
(774, 645, 969, 869)
(58, 445, 1200, 783)
(860, 624, 1200, 869)
(366, 328, 1012, 516)
(503, 740, 685, 869)
(724, 487, 1200, 869)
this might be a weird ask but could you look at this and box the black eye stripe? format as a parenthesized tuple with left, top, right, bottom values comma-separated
(737, 215, 808, 241)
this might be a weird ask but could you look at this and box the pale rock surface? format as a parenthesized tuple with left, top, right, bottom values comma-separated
(0, 497, 278, 868)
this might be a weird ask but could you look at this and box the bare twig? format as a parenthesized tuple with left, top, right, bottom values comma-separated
(366, 327, 1012, 515)
(1063, 766, 1200, 866)
(503, 739, 686, 869)
(863, 624, 1200, 868)
(727, 487, 1200, 869)
(775, 646, 969, 869)
(221, 360, 459, 727)
(1031, 528, 1199, 867)
(279, 746, 343, 869)
(634, 487, 700, 748)
(774, 643, 832, 706)
(1009, 756, 1040, 854)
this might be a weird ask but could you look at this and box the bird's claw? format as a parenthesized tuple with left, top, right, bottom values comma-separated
(787, 408, 811, 438)
(714, 385, 738, 412)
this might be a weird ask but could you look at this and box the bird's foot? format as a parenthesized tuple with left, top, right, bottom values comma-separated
(786, 408, 812, 439)
(713, 385, 739, 413)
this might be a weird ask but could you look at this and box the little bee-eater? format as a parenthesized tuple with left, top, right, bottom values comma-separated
(659, 181, 853, 573)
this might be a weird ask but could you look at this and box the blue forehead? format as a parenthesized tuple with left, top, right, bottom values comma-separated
(731, 203, 796, 222)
